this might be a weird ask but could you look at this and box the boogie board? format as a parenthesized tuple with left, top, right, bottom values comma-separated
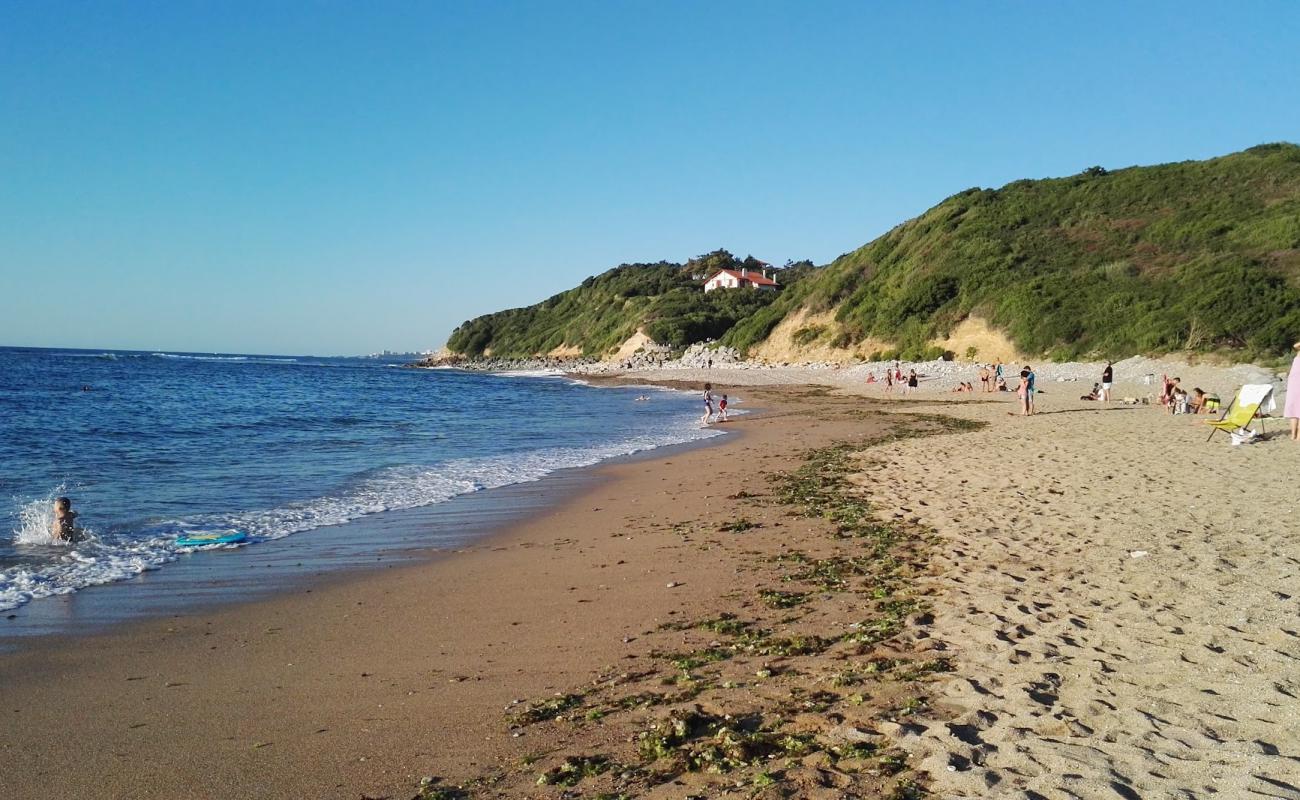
(175, 531, 248, 547)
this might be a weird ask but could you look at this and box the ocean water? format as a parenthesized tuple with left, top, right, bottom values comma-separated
(0, 347, 722, 612)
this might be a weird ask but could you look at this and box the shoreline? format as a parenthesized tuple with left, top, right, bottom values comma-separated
(7, 385, 930, 799)
(0, 381, 729, 643)
(5, 374, 1297, 798)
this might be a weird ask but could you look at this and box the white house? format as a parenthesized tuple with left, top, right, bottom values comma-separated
(703, 268, 779, 293)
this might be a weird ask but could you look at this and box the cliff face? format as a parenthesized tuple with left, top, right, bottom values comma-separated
(449, 144, 1300, 362)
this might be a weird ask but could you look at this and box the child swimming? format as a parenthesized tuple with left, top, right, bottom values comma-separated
(52, 497, 83, 542)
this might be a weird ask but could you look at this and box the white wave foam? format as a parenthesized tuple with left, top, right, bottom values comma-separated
(152, 352, 249, 361)
(491, 369, 565, 378)
(150, 351, 299, 364)
(13, 488, 62, 546)
(0, 419, 726, 612)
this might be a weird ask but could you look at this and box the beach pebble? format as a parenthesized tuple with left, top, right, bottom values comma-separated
(666, 581, 679, 588)
(1129, 550, 1149, 558)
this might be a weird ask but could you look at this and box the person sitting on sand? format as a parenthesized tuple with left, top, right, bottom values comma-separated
(996, 376, 1008, 392)
(1171, 385, 1189, 414)
(718, 394, 729, 421)
(865, 371, 876, 383)
(701, 383, 714, 424)
(52, 497, 83, 542)
(1081, 383, 1101, 401)
(953, 382, 968, 393)
(1189, 387, 1208, 414)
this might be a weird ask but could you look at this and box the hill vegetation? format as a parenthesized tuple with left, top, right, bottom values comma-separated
(448, 144, 1300, 362)
(725, 143, 1300, 361)
(445, 252, 816, 357)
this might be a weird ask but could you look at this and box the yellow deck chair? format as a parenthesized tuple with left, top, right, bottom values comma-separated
(1204, 384, 1273, 442)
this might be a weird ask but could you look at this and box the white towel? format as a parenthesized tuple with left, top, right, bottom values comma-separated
(1239, 384, 1274, 412)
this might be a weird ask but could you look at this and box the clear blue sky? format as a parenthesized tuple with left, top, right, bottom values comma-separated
(2, 2, 1297, 355)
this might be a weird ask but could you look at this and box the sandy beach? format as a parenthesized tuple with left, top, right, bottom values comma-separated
(3, 368, 1297, 799)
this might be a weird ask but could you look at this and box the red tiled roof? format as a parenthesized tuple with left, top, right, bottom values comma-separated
(708, 269, 778, 287)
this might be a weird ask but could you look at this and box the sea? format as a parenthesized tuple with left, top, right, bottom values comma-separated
(0, 347, 723, 622)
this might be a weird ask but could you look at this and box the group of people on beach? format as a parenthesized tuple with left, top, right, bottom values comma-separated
(701, 383, 729, 424)
(865, 363, 920, 394)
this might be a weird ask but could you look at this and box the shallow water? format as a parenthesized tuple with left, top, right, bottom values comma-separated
(0, 347, 719, 613)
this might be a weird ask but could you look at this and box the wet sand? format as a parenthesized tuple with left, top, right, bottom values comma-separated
(2, 386, 939, 799)
(6, 375, 1296, 799)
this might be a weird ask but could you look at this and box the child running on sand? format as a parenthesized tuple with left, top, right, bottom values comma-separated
(701, 383, 714, 425)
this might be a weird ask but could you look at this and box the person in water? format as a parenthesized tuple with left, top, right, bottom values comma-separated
(701, 382, 714, 424)
(718, 394, 729, 421)
(52, 497, 82, 542)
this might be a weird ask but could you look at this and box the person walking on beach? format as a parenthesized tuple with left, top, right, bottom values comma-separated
(1017, 367, 1031, 416)
(701, 383, 715, 425)
(1286, 342, 1300, 441)
(906, 369, 919, 395)
(1100, 361, 1114, 403)
(884, 369, 894, 393)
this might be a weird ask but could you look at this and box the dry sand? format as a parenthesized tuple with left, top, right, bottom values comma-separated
(846, 393, 1300, 798)
(4, 370, 1298, 800)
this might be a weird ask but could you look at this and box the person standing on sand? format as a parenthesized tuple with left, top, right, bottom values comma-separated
(1017, 367, 1031, 415)
(906, 369, 919, 395)
(1286, 342, 1300, 441)
(884, 369, 894, 393)
(1101, 361, 1114, 403)
(1026, 365, 1037, 414)
(701, 383, 714, 425)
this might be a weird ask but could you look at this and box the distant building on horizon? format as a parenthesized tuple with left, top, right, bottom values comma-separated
(703, 267, 779, 293)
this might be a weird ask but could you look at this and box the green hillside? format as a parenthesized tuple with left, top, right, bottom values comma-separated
(448, 144, 1300, 362)
(445, 251, 816, 357)
(725, 143, 1300, 361)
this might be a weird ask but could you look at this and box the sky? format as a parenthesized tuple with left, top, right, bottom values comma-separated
(2, 2, 1298, 355)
